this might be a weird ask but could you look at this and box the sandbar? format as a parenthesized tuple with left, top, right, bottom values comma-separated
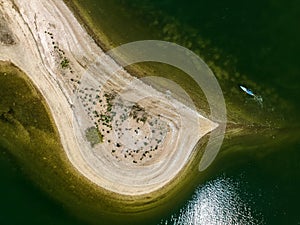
(0, 0, 217, 195)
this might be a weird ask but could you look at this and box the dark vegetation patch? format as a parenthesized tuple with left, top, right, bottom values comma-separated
(85, 126, 103, 147)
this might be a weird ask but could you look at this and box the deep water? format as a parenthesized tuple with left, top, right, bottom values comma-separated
(1, 0, 299, 224)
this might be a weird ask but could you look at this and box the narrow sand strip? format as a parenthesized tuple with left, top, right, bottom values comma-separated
(0, 0, 217, 195)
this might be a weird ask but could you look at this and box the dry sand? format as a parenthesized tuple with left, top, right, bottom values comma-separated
(0, 0, 218, 195)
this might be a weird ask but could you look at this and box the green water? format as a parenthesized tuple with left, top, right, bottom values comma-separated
(0, 62, 82, 225)
(1, 0, 300, 224)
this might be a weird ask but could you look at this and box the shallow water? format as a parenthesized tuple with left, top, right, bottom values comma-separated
(67, 1, 300, 223)
(1, 0, 300, 224)
(161, 132, 300, 224)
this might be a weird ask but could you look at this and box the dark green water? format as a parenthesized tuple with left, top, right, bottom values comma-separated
(0, 146, 83, 225)
(1, 0, 300, 224)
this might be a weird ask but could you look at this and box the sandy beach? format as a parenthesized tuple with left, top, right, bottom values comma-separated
(0, 0, 217, 195)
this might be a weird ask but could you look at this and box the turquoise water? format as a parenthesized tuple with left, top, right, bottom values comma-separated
(1, 0, 300, 224)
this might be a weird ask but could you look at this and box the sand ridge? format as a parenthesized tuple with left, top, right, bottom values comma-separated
(0, 0, 218, 195)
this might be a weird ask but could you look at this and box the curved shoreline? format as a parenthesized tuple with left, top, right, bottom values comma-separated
(0, 0, 217, 195)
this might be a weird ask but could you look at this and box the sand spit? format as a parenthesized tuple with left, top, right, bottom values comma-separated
(0, 0, 217, 195)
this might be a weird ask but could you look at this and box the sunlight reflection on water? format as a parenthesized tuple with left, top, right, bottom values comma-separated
(161, 176, 264, 225)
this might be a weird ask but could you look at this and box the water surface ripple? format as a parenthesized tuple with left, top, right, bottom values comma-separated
(162, 176, 264, 225)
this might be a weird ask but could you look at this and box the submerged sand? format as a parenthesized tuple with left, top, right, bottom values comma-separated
(0, 0, 217, 195)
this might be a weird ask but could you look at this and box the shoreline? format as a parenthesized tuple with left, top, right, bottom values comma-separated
(0, 0, 217, 196)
